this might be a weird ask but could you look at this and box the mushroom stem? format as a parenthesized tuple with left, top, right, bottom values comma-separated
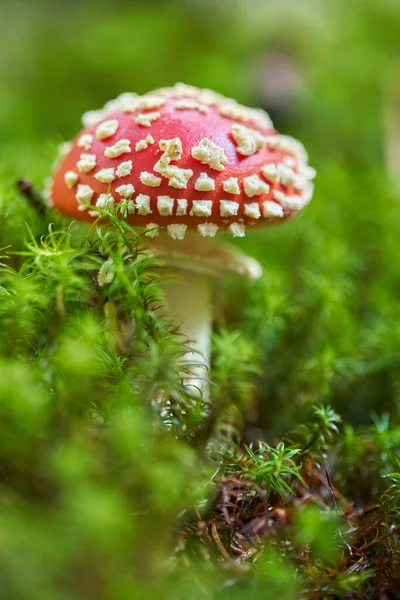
(148, 232, 263, 397)
(160, 269, 212, 395)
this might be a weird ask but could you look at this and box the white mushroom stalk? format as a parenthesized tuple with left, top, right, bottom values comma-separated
(150, 233, 263, 396)
(160, 270, 212, 395)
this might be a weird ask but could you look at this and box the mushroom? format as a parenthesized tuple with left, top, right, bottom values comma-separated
(49, 83, 316, 394)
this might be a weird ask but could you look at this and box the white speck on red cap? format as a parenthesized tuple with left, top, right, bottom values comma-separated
(43, 177, 54, 206)
(261, 164, 280, 183)
(191, 138, 227, 171)
(231, 123, 265, 156)
(158, 137, 182, 160)
(194, 172, 215, 191)
(197, 223, 219, 237)
(115, 184, 135, 198)
(244, 203, 261, 219)
(77, 134, 93, 151)
(293, 174, 307, 191)
(103, 93, 138, 114)
(283, 156, 297, 168)
(156, 82, 200, 98)
(135, 194, 152, 215)
(277, 164, 297, 186)
(275, 193, 307, 211)
(145, 223, 160, 237)
(175, 99, 209, 113)
(76, 184, 94, 207)
(96, 119, 119, 140)
(263, 200, 284, 218)
(229, 222, 246, 237)
(243, 174, 270, 197)
(64, 171, 78, 189)
(190, 200, 213, 217)
(220, 200, 239, 217)
(272, 190, 288, 205)
(94, 168, 115, 183)
(140, 172, 162, 187)
(135, 135, 154, 151)
(58, 141, 72, 157)
(299, 165, 316, 180)
(135, 96, 166, 111)
(167, 224, 187, 240)
(77, 153, 96, 172)
(176, 199, 188, 216)
(157, 195, 174, 216)
(162, 165, 193, 189)
(116, 161, 132, 178)
(219, 100, 273, 129)
(96, 193, 115, 209)
(223, 177, 240, 195)
(265, 134, 308, 163)
(153, 138, 193, 189)
(135, 112, 161, 127)
(104, 139, 131, 158)
(82, 110, 106, 128)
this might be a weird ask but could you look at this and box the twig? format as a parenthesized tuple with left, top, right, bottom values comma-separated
(16, 179, 47, 216)
(325, 469, 339, 514)
(310, 468, 349, 507)
(360, 504, 381, 516)
(346, 525, 400, 563)
(211, 522, 231, 562)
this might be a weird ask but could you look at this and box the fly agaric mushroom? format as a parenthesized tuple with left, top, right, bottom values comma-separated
(49, 83, 315, 393)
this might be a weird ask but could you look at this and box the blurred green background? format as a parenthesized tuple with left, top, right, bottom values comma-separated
(1, 0, 400, 597)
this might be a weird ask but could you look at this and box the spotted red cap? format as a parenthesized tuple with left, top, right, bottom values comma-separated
(49, 83, 316, 240)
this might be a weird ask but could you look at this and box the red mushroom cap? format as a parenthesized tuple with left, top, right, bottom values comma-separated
(50, 83, 316, 240)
